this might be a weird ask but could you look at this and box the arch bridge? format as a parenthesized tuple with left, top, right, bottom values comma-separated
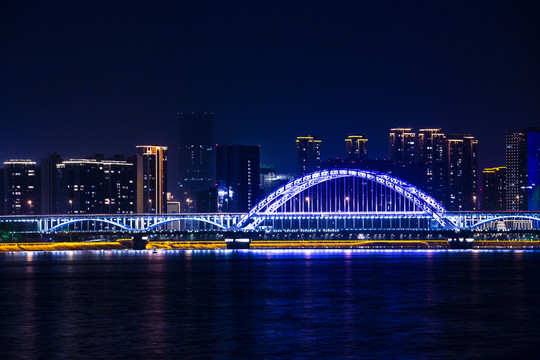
(0, 169, 539, 236)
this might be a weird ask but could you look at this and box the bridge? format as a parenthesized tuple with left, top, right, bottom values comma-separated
(1, 169, 539, 247)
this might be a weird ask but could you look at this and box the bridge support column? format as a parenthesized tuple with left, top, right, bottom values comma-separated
(132, 234, 148, 250)
(448, 233, 474, 249)
(225, 237, 251, 249)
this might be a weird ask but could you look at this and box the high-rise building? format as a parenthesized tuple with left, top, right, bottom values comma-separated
(505, 131, 527, 210)
(345, 134, 368, 162)
(389, 128, 416, 166)
(417, 129, 446, 202)
(136, 146, 168, 214)
(40, 153, 62, 214)
(526, 129, 540, 211)
(3, 160, 39, 215)
(216, 145, 260, 212)
(296, 135, 322, 176)
(0, 168, 4, 215)
(505, 129, 540, 211)
(177, 112, 213, 212)
(57, 157, 135, 214)
(481, 167, 506, 211)
(445, 135, 478, 211)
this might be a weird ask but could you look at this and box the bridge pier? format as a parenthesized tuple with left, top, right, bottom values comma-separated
(448, 233, 474, 249)
(132, 234, 148, 250)
(225, 237, 251, 249)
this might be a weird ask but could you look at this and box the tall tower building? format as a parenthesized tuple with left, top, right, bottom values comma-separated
(0, 168, 4, 215)
(417, 129, 446, 202)
(296, 135, 322, 176)
(389, 128, 416, 166)
(345, 134, 368, 162)
(445, 135, 478, 211)
(505, 131, 527, 210)
(137, 146, 168, 214)
(482, 167, 506, 211)
(3, 160, 38, 215)
(216, 145, 260, 212)
(177, 112, 213, 212)
(40, 153, 62, 214)
(505, 129, 540, 211)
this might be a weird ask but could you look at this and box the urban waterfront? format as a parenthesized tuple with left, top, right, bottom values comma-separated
(1, 249, 539, 359)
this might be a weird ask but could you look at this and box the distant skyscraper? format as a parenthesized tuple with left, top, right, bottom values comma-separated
(0, 168, 3, 215)
(345, 134, 368, 162)
(137, 146, 167, 214)
(216, 145, 260, 212)
(3, 160, 38, 215)
(296, 135, 322, 176)
(57, 156, 135, 214)
(445, 135, 478, 211)
(389, 128, 416, 166)
(505, 131, 527, 210)
(40, 153, 62, 214)
(177, 112, 213, 212)
(527, 129, 540, 211)
(505, 129, 540, 211)
(417, 129, 446, 203)
(482, 167, 506, 211)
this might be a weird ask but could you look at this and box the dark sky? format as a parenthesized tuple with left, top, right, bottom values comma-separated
(1, 1, 539, 182)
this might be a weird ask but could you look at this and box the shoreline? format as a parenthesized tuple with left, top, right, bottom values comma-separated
(2, 240, 540, 252)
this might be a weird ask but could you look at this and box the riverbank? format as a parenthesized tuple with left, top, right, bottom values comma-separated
(2, 239, 540, 252)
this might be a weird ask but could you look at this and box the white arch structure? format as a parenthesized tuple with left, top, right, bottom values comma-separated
(464, 215, 540, 230)
(146, 217, 227, 231)
(45, 216, 228, 233)
(237, 169, 450, 230)
(47, 218, 132, 232)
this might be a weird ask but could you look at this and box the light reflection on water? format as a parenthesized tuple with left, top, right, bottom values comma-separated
(1, 249, 539, 359)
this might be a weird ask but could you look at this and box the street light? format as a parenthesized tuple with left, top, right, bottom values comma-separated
(69, 200, 73, 213)
(345, 196, 350, 212)
(27, 200, 32, 214)
(149, 199, 153, 213)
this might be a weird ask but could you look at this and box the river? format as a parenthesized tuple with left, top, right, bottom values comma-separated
(1, 249, 539, 359)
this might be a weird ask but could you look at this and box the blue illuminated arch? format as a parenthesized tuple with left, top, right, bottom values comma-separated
(47, 218, 132, 232)
(465, 215, 540, 230)
(146, 217, 227, 231)
(236, 169, 450, 229)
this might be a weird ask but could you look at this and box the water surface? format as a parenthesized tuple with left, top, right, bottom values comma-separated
(1, 249, 539, 359)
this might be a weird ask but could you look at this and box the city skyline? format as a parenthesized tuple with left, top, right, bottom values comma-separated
(1, 1, 539, 177)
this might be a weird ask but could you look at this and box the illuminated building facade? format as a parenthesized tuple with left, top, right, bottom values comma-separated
(445, 135, 478, 211)
(505, 131, 527, 210)
(57, 156, 135, 214)
(177, 112, 213, 212)
(345, 134, 368, 162)
(417, 129, 446, 202)
(505, 129, 540, 210)
(3, 160, 38, 215)
(137, 146, 167, 214)
(216, 145, 260, 212)
(482, 167, 506, 211)
(296, 135, 321, 176)
(389, 128, 416, 166)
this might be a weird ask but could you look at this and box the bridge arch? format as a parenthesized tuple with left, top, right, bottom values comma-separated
(465, 215, 540, 230)
(47, 218, 132, 232)
(145, 217, 227, 231)
(237, 169, 450, 229)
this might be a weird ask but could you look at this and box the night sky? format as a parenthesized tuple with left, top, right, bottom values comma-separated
(1, 1, 539, 183)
